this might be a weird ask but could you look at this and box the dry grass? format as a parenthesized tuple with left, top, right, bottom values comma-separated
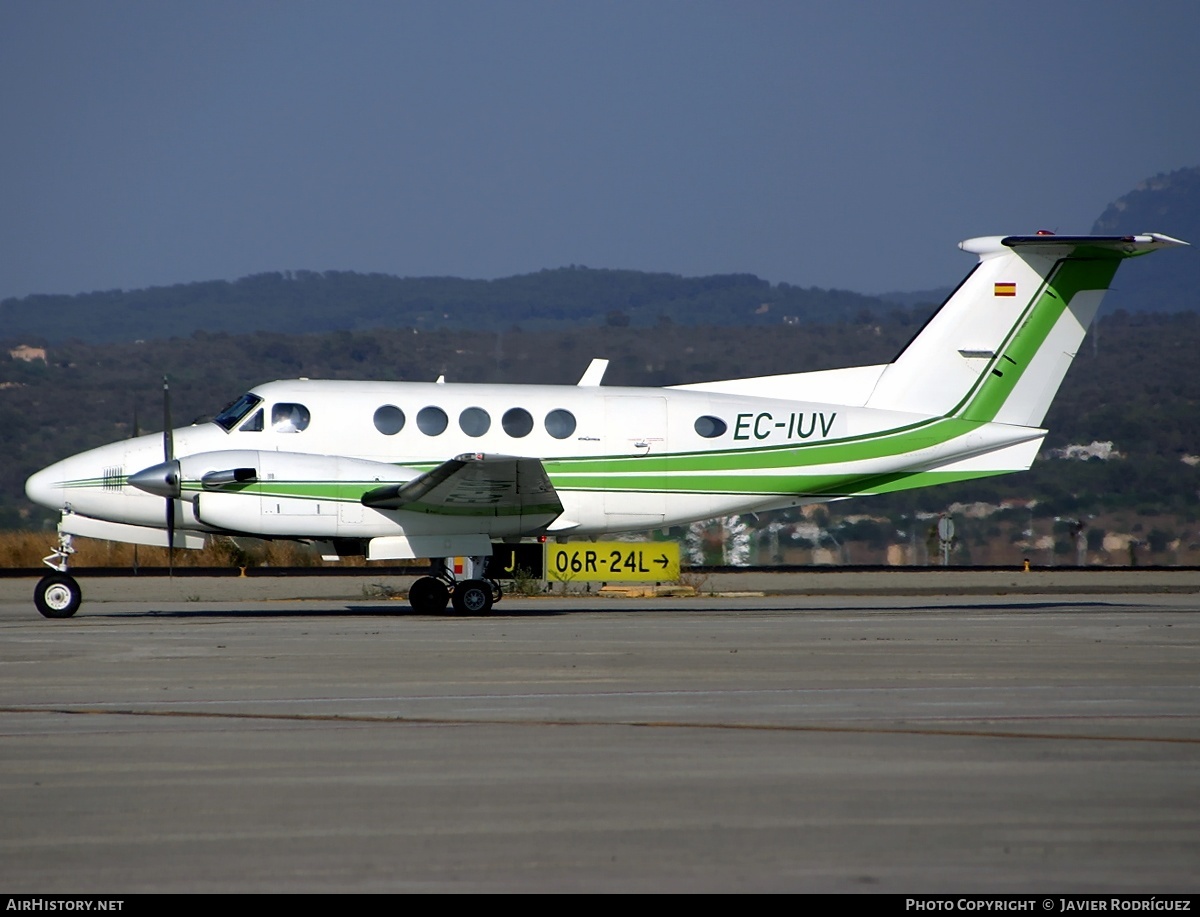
(0, 531, 377, 569)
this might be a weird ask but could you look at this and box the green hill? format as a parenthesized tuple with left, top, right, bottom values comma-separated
(3, 166, 1195, 346)
(0, 268, 888, 346)
(1091, 166, 1200, 313)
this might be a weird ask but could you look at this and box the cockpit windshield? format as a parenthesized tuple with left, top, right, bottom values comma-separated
(213, 393, 264, 432)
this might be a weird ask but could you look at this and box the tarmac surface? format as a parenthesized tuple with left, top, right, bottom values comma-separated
(1, 571, 1197, 892)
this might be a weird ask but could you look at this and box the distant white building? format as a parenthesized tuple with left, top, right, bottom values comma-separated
(8, 344, 45, 362)
(1051, 441, 1122, 461)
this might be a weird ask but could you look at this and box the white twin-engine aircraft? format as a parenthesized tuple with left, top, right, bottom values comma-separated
(25, 232, 1186, 617)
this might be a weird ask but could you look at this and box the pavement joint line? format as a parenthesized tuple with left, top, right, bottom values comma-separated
(2, 705, 1198, 744)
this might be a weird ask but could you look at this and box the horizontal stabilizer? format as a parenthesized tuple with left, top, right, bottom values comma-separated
(994, 232, 1187, 257)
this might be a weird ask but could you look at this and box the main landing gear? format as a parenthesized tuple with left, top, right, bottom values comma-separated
(407, 556, 502, 616)
(35, 531, 82, 619)
(451, 579, 498, 615)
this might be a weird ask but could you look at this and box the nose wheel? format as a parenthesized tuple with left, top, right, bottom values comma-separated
(35, 573, 82, 619)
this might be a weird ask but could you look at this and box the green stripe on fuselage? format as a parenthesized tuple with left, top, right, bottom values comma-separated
(544, 415, 980, 476)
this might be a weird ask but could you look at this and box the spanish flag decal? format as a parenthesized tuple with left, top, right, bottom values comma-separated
(994, 282, 1017, 297)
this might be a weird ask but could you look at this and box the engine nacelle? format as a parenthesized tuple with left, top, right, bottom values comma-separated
(177, 450, 419, 495)
(186, 450, 421, 537)
(194, 489, 341, 536)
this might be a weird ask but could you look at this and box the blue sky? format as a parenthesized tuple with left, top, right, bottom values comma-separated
(2, 0, 1197, 301)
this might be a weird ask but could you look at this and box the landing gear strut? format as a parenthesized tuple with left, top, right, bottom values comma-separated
(408, 555, 502, 616)
(36, 530, 82, 619)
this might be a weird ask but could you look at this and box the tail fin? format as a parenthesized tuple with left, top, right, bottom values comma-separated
(864, 233, 1187, 426)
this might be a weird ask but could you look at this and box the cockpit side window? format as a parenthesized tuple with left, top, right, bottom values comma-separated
(240, 408, 264, 432)
(214, 393, 263, 432)
(271, 403, 310, 433)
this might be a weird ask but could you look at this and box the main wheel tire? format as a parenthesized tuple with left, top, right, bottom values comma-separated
(35, 574, 82, 619)
(408, 576, 450, 614)
(451, 579, 494, 615)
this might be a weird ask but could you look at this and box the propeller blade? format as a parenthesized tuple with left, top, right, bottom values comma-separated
(162, 375, 174, 462)
(166, 497, 176, 575)
(131, 403, 140, 572)
(162, 375, 175, 574)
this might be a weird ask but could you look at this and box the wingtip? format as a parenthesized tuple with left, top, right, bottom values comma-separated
(1141, 232, 1189, 248)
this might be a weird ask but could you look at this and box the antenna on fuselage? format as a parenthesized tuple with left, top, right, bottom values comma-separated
(576, 358, 609, 386)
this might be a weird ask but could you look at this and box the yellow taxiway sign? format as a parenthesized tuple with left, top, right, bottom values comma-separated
(546, 542, 680, 582)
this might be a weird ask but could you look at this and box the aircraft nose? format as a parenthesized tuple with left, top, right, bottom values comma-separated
(25, 463, 67, 510)
(127, 460, 181, 498)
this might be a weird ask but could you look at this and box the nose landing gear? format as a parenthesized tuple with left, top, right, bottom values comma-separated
(35, 573, 82, 619)
(35, 531, 82, 619)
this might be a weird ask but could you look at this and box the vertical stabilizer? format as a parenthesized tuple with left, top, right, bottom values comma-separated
(864, 233, 1187, 426)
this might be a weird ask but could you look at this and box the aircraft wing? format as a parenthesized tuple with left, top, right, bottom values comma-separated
(360, 453, 563, 525)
